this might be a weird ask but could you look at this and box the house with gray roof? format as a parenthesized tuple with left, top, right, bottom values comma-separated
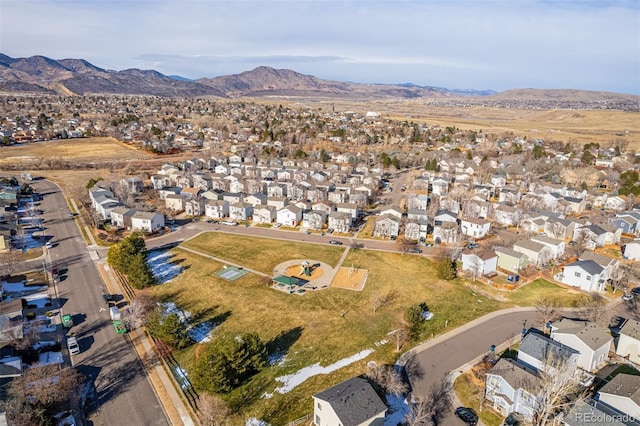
(563, 399, 627, 426)
(597, 373, 640, 421)
(485, 358, 541, 420)
(513, 239, 553, 267)
(616, 318, 640, 367)
(312, 376, 387, 426)
(556, 259, 605, 293)
(131, 211, 165, 233)
(550, 318, 612, 372)
(517, 332, 579, 373)
(495, 247, 529, 273)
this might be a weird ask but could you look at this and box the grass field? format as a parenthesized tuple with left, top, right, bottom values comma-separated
(503, 278, 588, 307)
(0, 137, 152, 167)
(150, 233, 503, 424)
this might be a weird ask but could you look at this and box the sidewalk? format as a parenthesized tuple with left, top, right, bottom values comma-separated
(98, 262, 196, 426)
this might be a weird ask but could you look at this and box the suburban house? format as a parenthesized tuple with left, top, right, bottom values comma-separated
(517, 332, 579, 373)
(495, 247, 528, 273)
(493, 204, 521, 226)
(434, 209, 457, 224)
(460, 217, 491, 239)
(550, 318, 612, 372)
(485, 358, 541, 420)
(245, 193, 267, 207)
(267, 196, 289, 210)
(373, 214, 400, 238)
(304, 210, 327, 230)
(433, 221, 460, 245)
(404, 219, 429, 241)
(556, 259, 605, 293)
(164, 193, 186, 212)
(185, 199, 205, 217)
(624, 238, 640, 260)
(596, 373, 640, 420)
(110, 206, 136, 229)
(95, 196, 121, 221)
(579, 251, 619, 281)
(276, 205, 303, 227)
(461, 248, 498, 277)
(229, 202, 253, 221)
(530, 234, 565, 259)
(205, 200, 229, 219)
(544, 218, 576, 240)
(0, 298, 24, 343)
(131, 211, 165, 233)
(564, 400, 627, 426)
(328, 212, 352, 234)
(610, 211, 640, 235)
(512, 240, 553, 267)
(337, 202, 360, 225)
(616, 318, 640, 366)
(253, 205, 276, 224)
(312, 376, 387, 426)
(378, 205, 403, 220)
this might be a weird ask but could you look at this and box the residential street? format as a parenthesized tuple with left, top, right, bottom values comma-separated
(18, 179, 169, 426)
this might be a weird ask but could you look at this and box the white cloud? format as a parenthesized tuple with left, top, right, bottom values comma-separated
(1, 0, 638, 93)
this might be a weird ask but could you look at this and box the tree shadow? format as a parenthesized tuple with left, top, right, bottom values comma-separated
(400, 351, 425, 392)
(266, 326, 303, 362)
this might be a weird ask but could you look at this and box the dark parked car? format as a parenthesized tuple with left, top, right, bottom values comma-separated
(467, 242, 479, 249)
(455, 407, 478, 425)
(632, 287, 640, 296)
(329, 240, 343, 245)
(409, 247, 423, 254)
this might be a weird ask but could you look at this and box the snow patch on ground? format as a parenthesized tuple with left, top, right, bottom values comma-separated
(36, 351, 64, 366)
(384, 393, 412, 425)
(147, 250, 185, 284)
(274, 348, 374, 394)
(2, 280, 47, 296)
(245, 418, 270, 426)
(161, 301, 191, 323)
(23, 292, 52, 308)
(188, 321, 215, 343)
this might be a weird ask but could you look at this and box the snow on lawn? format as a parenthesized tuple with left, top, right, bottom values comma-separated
(161, 302, 191, 324)
(274, 348, 374, 394)
(37, 351, 64, 366)
(384, 393, 412, 425)
(147, 250, 185, 284)
(2, 280, 46, 296)
(23, 292, 52, 308)
(188, 321, 216, 343)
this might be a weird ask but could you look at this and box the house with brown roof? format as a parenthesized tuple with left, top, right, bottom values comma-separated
(461, 248, 498, 277)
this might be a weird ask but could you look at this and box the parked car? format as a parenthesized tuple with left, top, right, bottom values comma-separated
(632, 287, 640, 296)
(622, 293, 633, 301)
(45, 242, 53, 249)
(329, 240, 343, 245)
(467, 242, 479, 249)
(455, 407, 478, 426)
(67, 336, 80, 355)
(409, 247, 423, 254)
(222, 221, 238, 226)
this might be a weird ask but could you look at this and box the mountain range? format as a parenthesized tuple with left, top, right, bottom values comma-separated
(0, 53, 636, 103)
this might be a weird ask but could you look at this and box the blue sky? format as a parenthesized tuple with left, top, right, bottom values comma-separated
(1, 0, 639, 94)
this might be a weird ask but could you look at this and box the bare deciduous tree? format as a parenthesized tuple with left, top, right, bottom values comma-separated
(405, 379, 452, 426)
(532, 351, 586, 426)
(371, 290, 398, 313)
(535, 297, 560, 329)
(391, 325, 412, 352)
(576, 293, 614, 328)
(0, 251, 19, 278)
(365, 362, 408, 397)
(610, 262, 632, 295)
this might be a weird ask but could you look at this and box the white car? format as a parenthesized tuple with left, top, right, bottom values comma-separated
(67, 336, 80, 355)
(45, 242, 53, 249)
(622, 293, 633, 301)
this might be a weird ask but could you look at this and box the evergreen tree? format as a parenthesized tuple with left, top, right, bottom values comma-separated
(436, 258, 457, 280)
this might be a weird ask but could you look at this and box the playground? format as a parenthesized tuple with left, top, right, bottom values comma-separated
(271, 258, 369, 294)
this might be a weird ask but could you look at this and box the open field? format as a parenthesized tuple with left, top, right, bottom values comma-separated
(180, 232, 345, 274)
(312, 99, 640, 149)
(150, 233, 503, 424)
(0, 137, 153, 167)
(501, 278, 588, 307)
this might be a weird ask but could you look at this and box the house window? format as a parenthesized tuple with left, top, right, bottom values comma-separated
(315, 415, 321, 425)
(574, 272, 581, 277)
(317, 402, 321, 410)
(586, 276, 591, 281)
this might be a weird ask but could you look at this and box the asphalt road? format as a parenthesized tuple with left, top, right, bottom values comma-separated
(26, 179, 168, 426)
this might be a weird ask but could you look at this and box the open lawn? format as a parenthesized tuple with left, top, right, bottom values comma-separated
(0, 137, 152, 167)
(180, 232, 345, 273)
(505, 278, 588, 307)
(149, 234, 503, 424)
